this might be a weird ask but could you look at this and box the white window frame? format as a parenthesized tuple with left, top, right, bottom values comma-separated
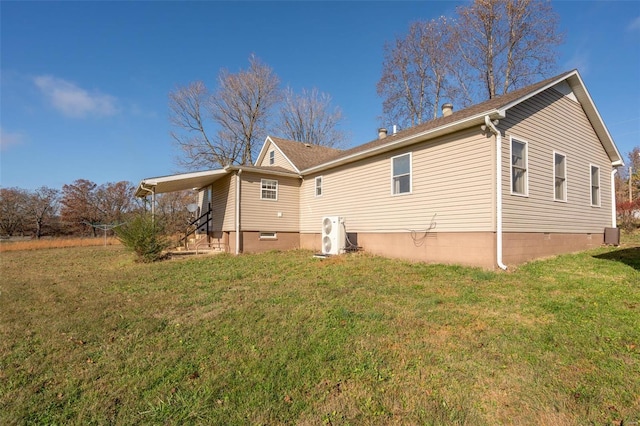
(391, 152, 412, 196)
(590, 164, 600, 207)
(510, 137, 528, 197)
(553, 151, 567, 202)
(268, 150, 275, 165)
(260, 178, 278, 201)
(315, 176, 323, 197)
(259, 232, 277, 240)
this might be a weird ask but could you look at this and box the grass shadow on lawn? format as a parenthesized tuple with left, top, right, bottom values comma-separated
(593, 246, 640, 270)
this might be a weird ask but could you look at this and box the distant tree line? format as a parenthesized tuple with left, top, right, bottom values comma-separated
(615, 147, 640, 231)
(0, 179, 197, 239)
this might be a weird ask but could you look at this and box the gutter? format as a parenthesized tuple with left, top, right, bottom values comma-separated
(235, 169, 242, 255)
(484, 115, 508, 271)
(301, 112, 496, 175)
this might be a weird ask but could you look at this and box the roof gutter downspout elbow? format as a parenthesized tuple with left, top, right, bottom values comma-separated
(485, 115, 508, 271)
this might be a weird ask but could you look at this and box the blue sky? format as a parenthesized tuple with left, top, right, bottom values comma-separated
(1, 1, 639, 190)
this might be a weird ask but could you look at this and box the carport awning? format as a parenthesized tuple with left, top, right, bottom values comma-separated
(135, 169, 229, 197)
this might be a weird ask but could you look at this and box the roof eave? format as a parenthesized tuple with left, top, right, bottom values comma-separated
(227, 165, 301, 178)
(301, 111, 502, 175)
(494, 70, 622, 167)
(566, 73, 623, 166)
(134, 169, 230, 197)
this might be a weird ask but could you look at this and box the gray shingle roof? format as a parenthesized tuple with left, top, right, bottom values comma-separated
(268, 137, 343, 171)
(269, 70, 621, 172)
(333, 70, 575, 162)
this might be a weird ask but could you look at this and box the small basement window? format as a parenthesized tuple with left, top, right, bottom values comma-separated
(259, 232, 277, 240)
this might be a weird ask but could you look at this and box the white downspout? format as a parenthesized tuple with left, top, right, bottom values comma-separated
(611, 169, 618, 228)
(485, 115, 508, 270)
(235, 169, 242, 255)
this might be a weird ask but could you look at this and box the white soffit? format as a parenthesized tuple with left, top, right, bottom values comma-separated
(136, 169, 229, 196)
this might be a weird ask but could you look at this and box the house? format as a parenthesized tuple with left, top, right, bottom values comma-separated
(135, 70, 624, 269)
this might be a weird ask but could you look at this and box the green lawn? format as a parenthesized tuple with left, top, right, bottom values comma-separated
(1, 237, 638, 425)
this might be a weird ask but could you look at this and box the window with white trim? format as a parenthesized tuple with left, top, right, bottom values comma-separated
(269, 150, 275, 165)
(590, 165, 600, 206)
(511, 138, 528, 195)
(315, 176, 323, 197)
(554, 152, 567, 201)
(391, 153, 411, 195)
(261, 179, 278, 200)
(259, 232, 277, 240)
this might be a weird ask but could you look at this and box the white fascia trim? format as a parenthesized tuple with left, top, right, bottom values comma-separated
(254, 136, 273, 167)
(301, 111, 502, 175)
(226, 165, 301, 178)
(141, 169, 228, 185)
(568, 72, 623, 166)
(256, 136, 301, 173)
(497, 70, 579, 113)
(499, 70, 623, 166)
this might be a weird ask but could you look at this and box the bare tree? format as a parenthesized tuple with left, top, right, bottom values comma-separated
(155, 190, 197, 236)
(377, 0, 561, 126)
(25, 186, 60, 239)
(170, 55, 280, 169)
(277, 87, 347, 148)
(0, 187, 28, 237)
(95, 181, 136, 224)
(456, 0, 562, 100)
(377, 17, 459, 128)
(61, 179, 102, 236)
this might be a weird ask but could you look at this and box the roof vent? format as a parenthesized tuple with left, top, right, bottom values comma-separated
(378, 128, 388, 139)
(304, 143, 311, 148)
(442, 103, 453, 117)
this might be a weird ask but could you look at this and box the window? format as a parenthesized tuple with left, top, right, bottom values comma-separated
(269, 150, 275, 165)
(391, 153, 411, 195)
(261, 179, 278, 200)
(590, 165, 600, 206)
(511, 138, 528, 195)
(259, 232, 277, 240)
(554, 152, 567, 201)
(315, 176, 323, 197)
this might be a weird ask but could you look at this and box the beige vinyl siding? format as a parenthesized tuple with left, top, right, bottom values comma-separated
(211, 174, 235, 231)
(299, 128, 495, 233)
(500, 87, 612, 233)
(240, 172, 300, 231)
(256, 141, 297, 171)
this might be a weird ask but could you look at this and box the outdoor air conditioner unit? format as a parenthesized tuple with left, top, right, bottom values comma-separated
(321, 216, 345, 255)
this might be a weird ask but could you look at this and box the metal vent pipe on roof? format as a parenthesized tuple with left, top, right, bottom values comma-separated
(442, 103, 453, 117)
(378, 128, 387, 139)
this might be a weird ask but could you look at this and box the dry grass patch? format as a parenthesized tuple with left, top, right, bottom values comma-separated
(0, 236, 120, 252)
